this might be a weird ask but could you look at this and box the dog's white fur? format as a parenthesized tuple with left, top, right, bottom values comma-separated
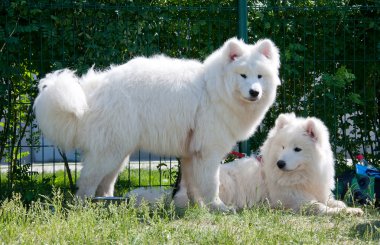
(170, 113, 363, 215)
(33, 37, 281, 211)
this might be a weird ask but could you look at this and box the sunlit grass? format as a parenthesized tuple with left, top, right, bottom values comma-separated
(0, 191, 378, 244)
(0, 168, 379, 243)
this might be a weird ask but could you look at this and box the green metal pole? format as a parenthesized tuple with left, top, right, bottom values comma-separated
(237, 0, 250, 155)
(237, 0, 248, 42)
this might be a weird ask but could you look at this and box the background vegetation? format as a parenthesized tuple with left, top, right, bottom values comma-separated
(0, 0, 379, 201)
(246, 0, 379, 173)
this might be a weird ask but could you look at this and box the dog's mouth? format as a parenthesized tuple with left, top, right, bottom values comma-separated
(246, 97, 258, 102)
(280, 168, 295, 172)
(235, 88, 262, 103)
(241, 95, 259, 102)
(279, 164, 301, 172)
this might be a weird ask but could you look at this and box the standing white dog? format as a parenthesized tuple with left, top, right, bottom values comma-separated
(33, 37, 281, 211)
(172, 113, 363, 215)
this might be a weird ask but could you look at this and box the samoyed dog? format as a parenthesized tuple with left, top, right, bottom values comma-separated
(170, 113, 362, 214)
(33, 37, 281, 211)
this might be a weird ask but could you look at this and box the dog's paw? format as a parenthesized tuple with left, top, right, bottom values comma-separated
(345, 207, 364, 216)
(208, 201, 236, 214)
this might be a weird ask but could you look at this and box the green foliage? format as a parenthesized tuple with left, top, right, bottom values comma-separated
(0, 64, 39, 182)
(0, 169, 57, 205)
(0, 168, 178, 203)
(0, 0, 234, 192)
(1, 0, 236, 74)
(0, 0, 379, 192)
(247, 1, 379, 170)
(156, 160, 179, 186)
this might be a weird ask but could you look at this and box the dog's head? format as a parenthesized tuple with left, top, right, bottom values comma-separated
(261, 113, 335, 186)
(203, 37, 281, 106)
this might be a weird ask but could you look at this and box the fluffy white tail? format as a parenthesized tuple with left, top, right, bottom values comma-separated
(34, 69, 88, 152)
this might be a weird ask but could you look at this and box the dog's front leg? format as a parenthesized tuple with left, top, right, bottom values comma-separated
(326, 197, 364, 215)
(326, 196, 348, 209)
(188, 153, 235, 213)
(306, 201, 363, 215)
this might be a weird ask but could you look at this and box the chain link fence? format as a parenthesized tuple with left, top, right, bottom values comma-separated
(1, 0, 378, 202)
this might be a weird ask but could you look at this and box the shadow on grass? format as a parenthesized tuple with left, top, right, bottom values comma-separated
(351, 219, 380, 241)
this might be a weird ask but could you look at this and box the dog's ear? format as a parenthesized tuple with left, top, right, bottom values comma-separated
(275, 113, 296, 130)
(306, 119, 317, 140)
(305, 117, 331, 145)
(223, 37, 245, 62)
(305, 118, 322, 143)
(256, 39, 280, 69)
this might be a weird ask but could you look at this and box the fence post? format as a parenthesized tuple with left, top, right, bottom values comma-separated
(237, 0, 248, 42)
(237, 0, 250, 155)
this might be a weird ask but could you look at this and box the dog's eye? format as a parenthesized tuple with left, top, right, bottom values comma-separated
(294, 147, 302, 152)
(282, 146, 285, 149)
(258, 75, 262, 79)
(240, 74, 247, 79)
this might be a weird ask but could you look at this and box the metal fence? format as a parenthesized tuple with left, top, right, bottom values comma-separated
(0, 0, 379, 202)
(246, 2, 379, 169)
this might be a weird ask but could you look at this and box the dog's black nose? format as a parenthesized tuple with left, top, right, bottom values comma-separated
(249, 89, 260, 98)
(277, 160, 286, 169)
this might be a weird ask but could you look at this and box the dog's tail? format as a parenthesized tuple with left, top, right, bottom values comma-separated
(33, 69, 88, 152)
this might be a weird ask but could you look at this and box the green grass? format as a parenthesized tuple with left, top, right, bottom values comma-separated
(115, 168, 177, 196)
(0, 168, 177, 203)
(0, 191, 379, 244)
(0, 169, 379, 243)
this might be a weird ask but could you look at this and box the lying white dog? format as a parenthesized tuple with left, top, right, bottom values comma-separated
(34, 37, 281, 211)
(131, 113, 363, 215)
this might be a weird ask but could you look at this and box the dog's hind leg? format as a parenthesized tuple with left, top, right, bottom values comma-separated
(76, 152, 126, 198)
(178, 157, 201, 206)
(95, 155, 130, 197)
